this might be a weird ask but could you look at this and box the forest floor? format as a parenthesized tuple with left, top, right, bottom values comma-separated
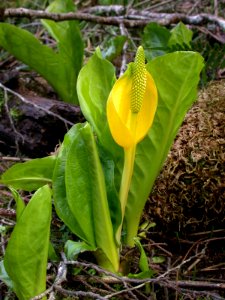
(0, 0, 225, 299)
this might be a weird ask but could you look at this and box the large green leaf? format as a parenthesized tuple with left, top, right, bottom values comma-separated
(124, 51, 204, 245)
(41, 0, 83, 103)
(0, 5, 83, 104)
(77, 49, 122, 159)
(52, 124, 88, 241)
(65, 122, 119, 271)
(97, 145, 121, 235)
(53, 123, 119, 271)
(4, 185, 52, 300)
(77, 50, 122, 234)
(0, 23, 67, 103)
(0, 156, 56, 191)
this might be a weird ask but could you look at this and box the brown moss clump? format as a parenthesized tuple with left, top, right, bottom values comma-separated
(147, 80, 225, 234)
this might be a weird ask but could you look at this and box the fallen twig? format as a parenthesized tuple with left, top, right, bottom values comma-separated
(0, 208, 16, 218)
(0, 156, 30, 162)
(2, 7, 225, 31)
(29, 247, 225, 300)
(176, 280, 225, 290)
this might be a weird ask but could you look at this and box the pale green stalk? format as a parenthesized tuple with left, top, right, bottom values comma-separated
(116, 146, 136, 245)
(116, 114, 137, 245)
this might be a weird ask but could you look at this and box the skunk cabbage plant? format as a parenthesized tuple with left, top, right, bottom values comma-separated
(0, 45, 204, 299)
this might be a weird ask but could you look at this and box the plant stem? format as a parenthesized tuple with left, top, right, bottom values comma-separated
(116, 145, 136, 244)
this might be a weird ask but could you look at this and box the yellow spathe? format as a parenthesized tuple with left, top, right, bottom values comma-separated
(107, 67, 158, 149)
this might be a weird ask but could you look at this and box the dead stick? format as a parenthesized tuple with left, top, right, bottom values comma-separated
(176, 280, 225, 290)
(2, 8, 225, 30)
(0, 208, 16, 218)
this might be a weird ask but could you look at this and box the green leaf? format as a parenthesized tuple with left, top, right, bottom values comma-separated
(54, 123, 119, 271)
(98, 145, 121, 235)
(53, 124, 87, 241)
(0, 225, 6, 235)
(142, 22, 171, 61)
(129, 238, 154, 282)
(168, 22, 193, 48)
(65, 122, 119, 271)
(65, 240, 96, 260)
(4, 185, 52, 300)
(0, 156, 56, 191)
(0, 21, 82, 104)
(142, 22, 193, 60)
(41, 0, 83, 104)
(152, 256, 165, 264)
(138, 221, 156, 238)
(77, 49, 122, 159)
(134, 238, 150, 273)
(9, 188, 25, 221)
(65, 124, 96, 246)
(102, 36, 127, 61)
(124, 51, 204, 245)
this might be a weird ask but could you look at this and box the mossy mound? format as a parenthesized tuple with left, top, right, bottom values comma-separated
(147, 80, 225, 234)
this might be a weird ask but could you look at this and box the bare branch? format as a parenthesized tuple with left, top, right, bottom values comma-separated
(176, 280, 225, 290)
(0, 156, 30, 162)
(0, 208, 16, 218)
(30, 250, 225, 300)
(2, 7, 225, 30)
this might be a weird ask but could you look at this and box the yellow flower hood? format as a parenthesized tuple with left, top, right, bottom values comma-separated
(107, 46, 158, 149)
